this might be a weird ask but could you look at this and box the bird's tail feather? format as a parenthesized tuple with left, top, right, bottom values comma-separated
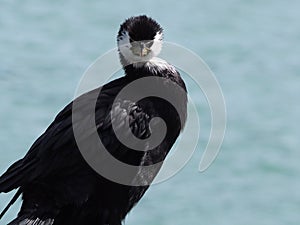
(0, 159, 35, 193)
(0, 188, 22, 221)
(7, 216, 54, 225)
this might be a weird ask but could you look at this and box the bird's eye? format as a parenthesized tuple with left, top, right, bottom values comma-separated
(146, 41, 154, 48)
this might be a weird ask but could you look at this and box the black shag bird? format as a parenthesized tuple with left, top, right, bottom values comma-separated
(0, 15, 187, 225)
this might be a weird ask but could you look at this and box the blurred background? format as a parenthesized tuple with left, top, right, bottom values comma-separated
(0, 0, 299, 224)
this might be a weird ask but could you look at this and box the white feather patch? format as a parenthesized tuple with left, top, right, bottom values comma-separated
(20, 218, 54, 225)
(118, 31, 163, 65)
(145, 57, 177, 74)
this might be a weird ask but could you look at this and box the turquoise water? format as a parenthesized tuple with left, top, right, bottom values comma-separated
(1, 0, 300, 224)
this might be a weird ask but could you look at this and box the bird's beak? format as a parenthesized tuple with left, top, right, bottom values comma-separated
(131, 42, 150, 57)
(140, 47, 148, 57)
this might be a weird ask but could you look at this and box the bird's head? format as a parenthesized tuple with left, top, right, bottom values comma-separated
(117, 15, 163, 67)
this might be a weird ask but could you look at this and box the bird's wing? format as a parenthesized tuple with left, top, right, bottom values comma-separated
(0, 77, 152, 193)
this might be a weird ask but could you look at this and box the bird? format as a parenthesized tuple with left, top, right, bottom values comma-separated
(0, 15, 187, 225)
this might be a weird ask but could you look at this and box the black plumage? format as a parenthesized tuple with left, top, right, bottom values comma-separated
(0, 15, 187, 225)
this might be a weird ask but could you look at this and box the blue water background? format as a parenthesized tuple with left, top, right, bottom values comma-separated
(0, 0, 299, 224)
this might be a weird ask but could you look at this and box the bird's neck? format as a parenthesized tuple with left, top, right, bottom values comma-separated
(122, 57, 175, 78)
